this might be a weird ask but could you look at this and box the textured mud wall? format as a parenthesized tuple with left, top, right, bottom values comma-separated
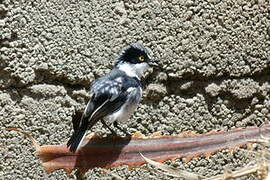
(0, 0, 269, 179)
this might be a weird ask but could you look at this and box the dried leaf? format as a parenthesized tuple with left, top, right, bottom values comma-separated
(6, 124, 270, 177)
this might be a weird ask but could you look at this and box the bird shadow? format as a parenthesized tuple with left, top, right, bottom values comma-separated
(71, 111, 132, 175)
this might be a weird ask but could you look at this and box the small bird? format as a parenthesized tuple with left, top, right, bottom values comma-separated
(67, 43, 159, 152)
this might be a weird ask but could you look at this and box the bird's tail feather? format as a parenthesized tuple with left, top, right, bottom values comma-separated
(67, 128, 87, 152)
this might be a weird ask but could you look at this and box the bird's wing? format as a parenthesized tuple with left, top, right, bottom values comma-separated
(67, 77, 129, 152)
(77, 77, 127, 130)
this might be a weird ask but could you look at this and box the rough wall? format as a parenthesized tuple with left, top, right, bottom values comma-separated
(0, 0, 269, 179)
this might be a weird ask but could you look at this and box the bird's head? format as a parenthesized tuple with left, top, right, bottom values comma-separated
(115, 43, 159, 78)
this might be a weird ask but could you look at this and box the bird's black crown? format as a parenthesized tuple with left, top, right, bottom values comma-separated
(115, 43, 150, 66)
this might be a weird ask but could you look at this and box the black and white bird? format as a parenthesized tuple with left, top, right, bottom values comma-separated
(67, 43, 158, 152)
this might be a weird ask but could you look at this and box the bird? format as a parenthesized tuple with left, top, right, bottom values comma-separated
(67, 43, 159, 152)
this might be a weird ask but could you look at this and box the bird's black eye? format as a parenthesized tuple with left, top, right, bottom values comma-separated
(138, 56, 145, 62)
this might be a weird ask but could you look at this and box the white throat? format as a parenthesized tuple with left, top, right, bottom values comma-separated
(117, 62, 149, 78)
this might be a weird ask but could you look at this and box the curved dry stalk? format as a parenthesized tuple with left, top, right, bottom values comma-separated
(140, 153, 205, 179)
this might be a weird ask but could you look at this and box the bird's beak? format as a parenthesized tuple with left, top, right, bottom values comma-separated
(148, 58, 160, 67)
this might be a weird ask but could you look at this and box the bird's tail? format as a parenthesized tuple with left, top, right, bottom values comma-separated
(67, 127, 87, 153)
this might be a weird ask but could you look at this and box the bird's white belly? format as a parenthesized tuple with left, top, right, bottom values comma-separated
(106, 102, 138, 123)
(105, 87, 142, 123)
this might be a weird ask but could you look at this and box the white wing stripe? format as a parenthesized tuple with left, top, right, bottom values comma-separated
(89, 99, 109, 120)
